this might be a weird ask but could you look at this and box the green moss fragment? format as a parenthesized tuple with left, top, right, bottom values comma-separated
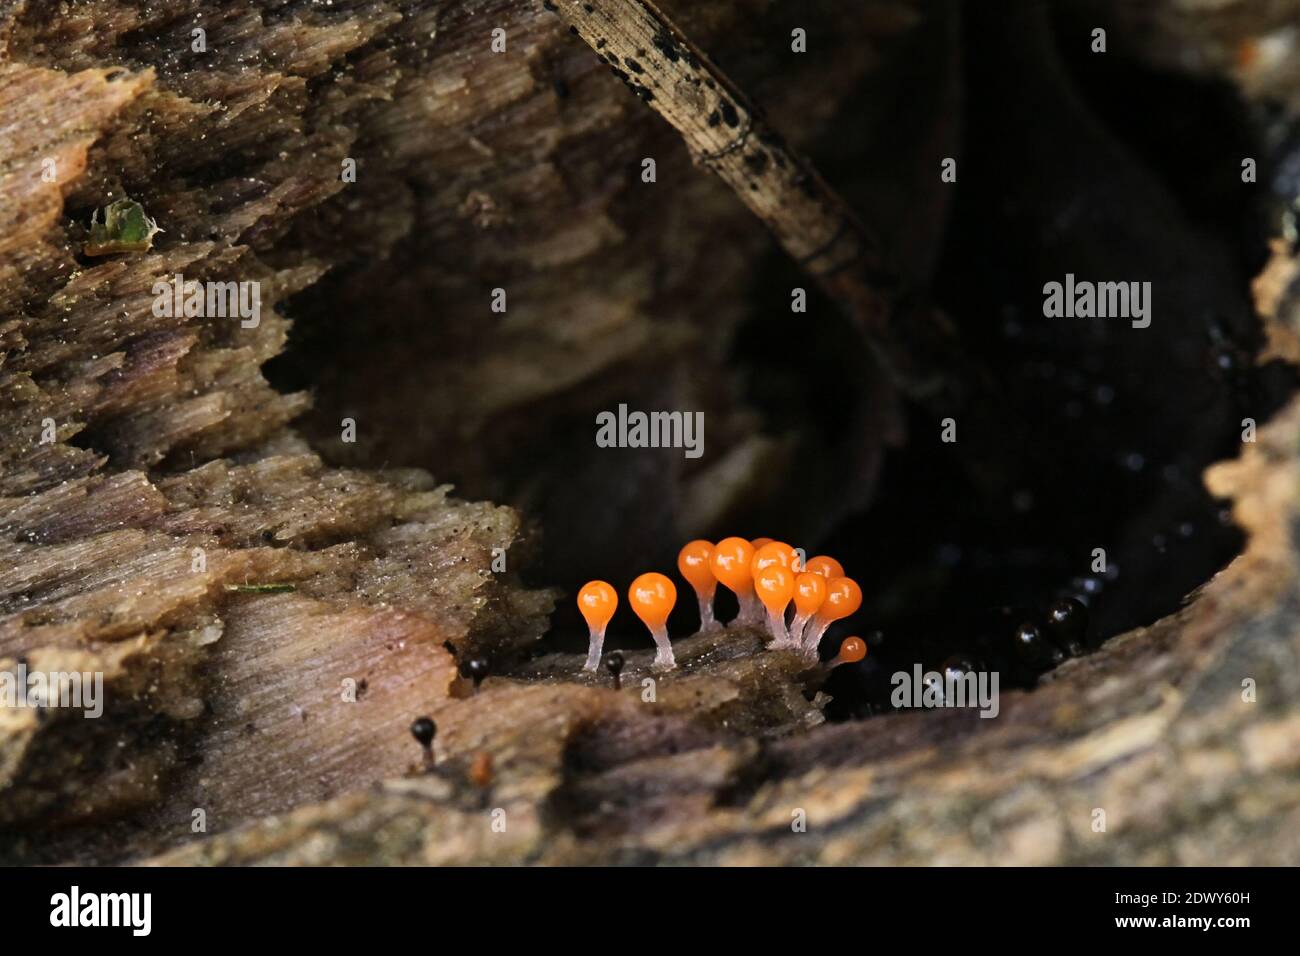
(84, 198, 163, 256)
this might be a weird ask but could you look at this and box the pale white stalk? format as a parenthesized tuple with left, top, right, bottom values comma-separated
(802, 615, 831, 660)
(583, 627, 606, 671)
(696, 591, 722, 633)
(649, 625, 676, 670)
(788, 611, 812, 648)
(766, 606, 791, 647)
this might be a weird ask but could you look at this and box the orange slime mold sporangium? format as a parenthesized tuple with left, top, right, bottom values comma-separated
(677, 540, 721, 633)
(803, 555, 844, 580)
(629, 572, 678, 669)
(829, 635, 867, 668)
(754, 563, 795, 646)
(710, 536, 757, 626)
(788, 571, 827, 648)
(577, 580, 618, 671)
(801, 576, 862, 660)
(751, 540, 800, 576)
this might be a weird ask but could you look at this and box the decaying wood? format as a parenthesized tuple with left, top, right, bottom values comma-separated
(146, 377, 1300, 865)
(0, 0, 941, 863)
(547, 1, 893, 318)
(149, 392, 1300, 864)
(2, 0, 1299, 867)
(273, 0, 938, 585)
(545, 0, 960, 394)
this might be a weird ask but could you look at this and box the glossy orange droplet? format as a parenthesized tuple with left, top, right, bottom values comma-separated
(822, 576, 863, 621)
(677, 540, 716, 596)
(804, 555, 844, 580)
(577, 580, 618, 629)
(750, 537, 774, 551)
(754, 564, 794, 615)
(837, 636, 867, 664)
(629, 572, 676, 629)
(751, 540, 798, 578)
(792, 572, 827, 616)
(711, 536, 756, 595)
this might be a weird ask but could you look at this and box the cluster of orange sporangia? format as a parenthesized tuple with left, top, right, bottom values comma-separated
(577, 537, 866, 672)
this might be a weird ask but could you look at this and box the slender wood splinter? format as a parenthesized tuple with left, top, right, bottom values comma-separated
(544, 0, 948, 391)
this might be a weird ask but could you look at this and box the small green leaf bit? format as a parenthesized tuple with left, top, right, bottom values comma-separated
(84, 197, 163, 256)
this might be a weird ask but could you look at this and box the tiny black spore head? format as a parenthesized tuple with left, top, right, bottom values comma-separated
(1012, 621, 1062, 670)
(1045, 597, 1089, 654)
(410, 716, 436, 751)
(461, 657, 489, 688)
(604, 650, 625, 688)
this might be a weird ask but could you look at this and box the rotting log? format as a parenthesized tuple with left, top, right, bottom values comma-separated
(0, 0, 942, 863)
(1, 0, 1299, 866)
